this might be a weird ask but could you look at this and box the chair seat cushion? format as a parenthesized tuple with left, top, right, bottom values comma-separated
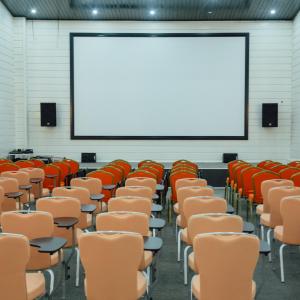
(260, 213, 271, 227)
(176, 215, 182, 227)
(181, 228, 190, 244)
(139, 251, 153, 270)
(188, 252, 197, 273)
(274, 225, 283, 242)
(26, 272, 46, 300)
(173, 203, 179, 214)
(192, 275, 256, 299)
(256, 204, 264, 215)
(137, 272, 147, 299)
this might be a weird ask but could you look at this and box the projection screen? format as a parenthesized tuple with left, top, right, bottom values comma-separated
(70, 33, 249, 140)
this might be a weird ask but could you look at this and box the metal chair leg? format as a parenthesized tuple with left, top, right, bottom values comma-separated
(177, 229, 182, 262)
(279, 244, 287, 283)
(184, 245, 192, 285)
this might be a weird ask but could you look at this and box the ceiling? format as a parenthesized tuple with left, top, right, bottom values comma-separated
(2, 0, 300, 21)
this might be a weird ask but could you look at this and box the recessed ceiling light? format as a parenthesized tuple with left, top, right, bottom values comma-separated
(31, 8, 37, 14)
(150, 10, 156, 16)
(92, 9, 98, 15)
(270, 9, 276, 15)
(208, 11, 213, 14)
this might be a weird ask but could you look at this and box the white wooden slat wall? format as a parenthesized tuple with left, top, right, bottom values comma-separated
(23, 20, 293, 162)
(291, 12, 300, 160)
(0, 2, 14, 157)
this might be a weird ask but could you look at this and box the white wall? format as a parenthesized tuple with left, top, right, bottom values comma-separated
(291, 12, 300, 160)
(23, 20, 292, 162)
(0, 2, 15, 157)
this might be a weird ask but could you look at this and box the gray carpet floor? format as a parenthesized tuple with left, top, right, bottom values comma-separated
(48, 188, 300, 300)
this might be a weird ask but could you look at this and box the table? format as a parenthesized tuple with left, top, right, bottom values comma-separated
(149, 218, 166, 230)
(81, 204, 96, 214)
(152, 203, 163, 213)
(102, 184, 116, 190)
(90, 193, 105, 211)
(54, 217, 79, 229)
(143, 236, 163, 252)
(30, 237, 67, 255)
(156, 184, 165, 207)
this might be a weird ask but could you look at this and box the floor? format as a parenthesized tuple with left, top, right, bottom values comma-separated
(47, 188, 300, 299)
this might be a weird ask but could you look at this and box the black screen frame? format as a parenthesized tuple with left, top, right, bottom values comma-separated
(70, 32, 249, 140)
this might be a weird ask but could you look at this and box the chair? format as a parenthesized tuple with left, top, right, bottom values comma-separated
(30, 159, 45, 168)
(36, 196, 82, 286)
(173, 160, 198, 171)
(1, 211, 61, 296)
(0, 158, 11, 164)
(127, 170, 157, 182)
(182, 213, 243, 285)
(260, 186, 300, 261)
(52, 186, 93, 229)
(288, 161, 300, 167)
(71, 177, 107, 212)
(116, 186, 153, 200)
(1, 171, 34, 208)
(257, 160, 273, 168)
(270, 164, 288, 174)
(256, 179, 294, 216)
(43, 164, 61, 191)
(63, 159, 79, 177)
(96, 212, 153, 274)
(15, 160, 35, 168)
(274, 196, 300, 282)
(291, 172, 300, 187)
(125, 177, 157, 194)
(0, 177, 20, 211)
(140, 163, 164, 183)
(108, 196, 152, 217)
(0, 233, 46, 300)
(112, 160, 132, 178)
(20, 167, 50, 199)
(191, 233, 259, 300)
(53, 161, 71, 186)
(0, 186, 4, 222)
(101, 165, 124, 185)
(177, 196, 227, 262)
(279, 167, 300, 179)
(0, 163, 20, 173)
(78, 231, 147, 300)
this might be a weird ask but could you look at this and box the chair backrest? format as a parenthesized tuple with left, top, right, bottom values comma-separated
(101, 165, 123, 183)
(279, 167, 300, 179)
(0, 159, 11, 164)
(261, 179, 294, 213)
(71, 177, 102, 195)
(78, 232, 143, 300)
(175, 178, 207, 192)
(63, 159, 79, 175)
(52, 161, 71, 184)
(288, 161, 300, 167)
(127, 170, 157, 181)
(177, 186, 214, 216)
(53, 186, 91, 204)
(240, 167, 261, 197)
(268, 186, 300, 227)
(194, 233, 259, 300)
(140, 163, 164, 182)
(187, 213, 243, 243)
(233, 163, 251, 189)
(36, 196, 81, 247)
(0, 233, 30, 299)
(270, 164, 288, 174)
(125, 177, 157, 194)
(20, 167, 45, 199)
(0, 177, 19, 211)
(1, 211, 54, 270)
(15, 160, 35, 168)
(0, 163, 20, 173)
(173, 160, 198, 170)
(30, 159, 45, 168)
(116, 186, 153, 200)
(257, 160, 273, 168)
(182, 196, 227, 228)
(108, 196, 152, 217)
(228, 160, 244, 181)
(280, 196, 300, 244)
(42, 164, 61, 191)
(291, 172, 300, 187)
(0, 186, 4, 215)
(112, 160, 132, 177)
(96, 212, 149, 236)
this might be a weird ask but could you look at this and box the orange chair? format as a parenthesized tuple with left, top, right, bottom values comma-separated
(42, 164, 61, 191)
(108, 163, 126, 181)
(127, 170, 157, 182)
(101, 165, 123, 185)
(30, 159, 45, 168)
(270, 164, 288, 174)
(52, 161, 71, 186)
(138, 160, 156, 168)
(182, 213, 243, 284)
(1, 211, 62, 296)
(125, 177, 157, 194)
(238, 166, 261, 201)
(141, 163, 164, 183)
(262, 161, 281, 171)
(257, 160, 273, 168)
(0, 177, 20, 211)
(0, 159, 11, 164)
(173, 160, 198, 171)
(0, 233, 46, 300)
(112, 159, 132, 178)
(78, 231, 147, 300)
(0, 163, 20, 173)
(87, 170, 116, 202)
(279, 166, 300, 180)
(15, 160, 35, 168)
(139, 165, 161, 182)
(274, 196, 300, 282)
(291, 172, 300, 187)
(191, 233, 259, 300)
(63, 159, 79, 177)
(287, 161, 300, 167)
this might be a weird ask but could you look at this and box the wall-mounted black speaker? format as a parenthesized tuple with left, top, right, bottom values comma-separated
(262, 103, 278, 127)
(223, 153, 238, 163)
(41, 103, 56, 127)
(81, 153, 96, 163)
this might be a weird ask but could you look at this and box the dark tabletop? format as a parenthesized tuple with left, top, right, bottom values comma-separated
(30, 178, 42, 184)
(46, 174, 58, 178)
(149, 218, 166, 230)
(260, 240, 271, 255)
(54, 217, 79, 229)
(30, 237, 67, 254)
(81, 204, 96, 214)
(5, 191, 23, 198)
(102, 184, 116, 190)
(152, 193, 159, 201)
(19, 184, 32, 190)
(143, 236, 163, 252)
(156, 184, 164, 191)
(90, 193, 105, 201)
(227, 204, 234, 214)
(152, 203, 163, 213)
(243, 222, 255, 233)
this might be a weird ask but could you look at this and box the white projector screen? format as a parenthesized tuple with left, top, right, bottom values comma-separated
(70, 33, 249, 140)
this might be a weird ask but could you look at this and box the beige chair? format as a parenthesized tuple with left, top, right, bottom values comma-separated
(125, 177, 157, 194)
(182, 213, 243, 285)
(36, 196, 82, 287)
(53, 186, 93, 229)
(0, 177, 20, 211)
(108, 196, 152, 217)
(177, 196, 227, 262)
(96, 212, 152, 277)
(20, 167, 50, 199)
(116, 186, 153, 200)
(78, 231, 148, 300)
(1, 211, 61, 296)
(256, 179, 293, 216)
(70, 177, 107, 212)
(260, 186, 300, 261)
(0, 233, 46, 300)
(174, 179, 208, 214)
(191, 232, 259, 300)
(0, 186, 4, 223)
(274, 196, 300, 282)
